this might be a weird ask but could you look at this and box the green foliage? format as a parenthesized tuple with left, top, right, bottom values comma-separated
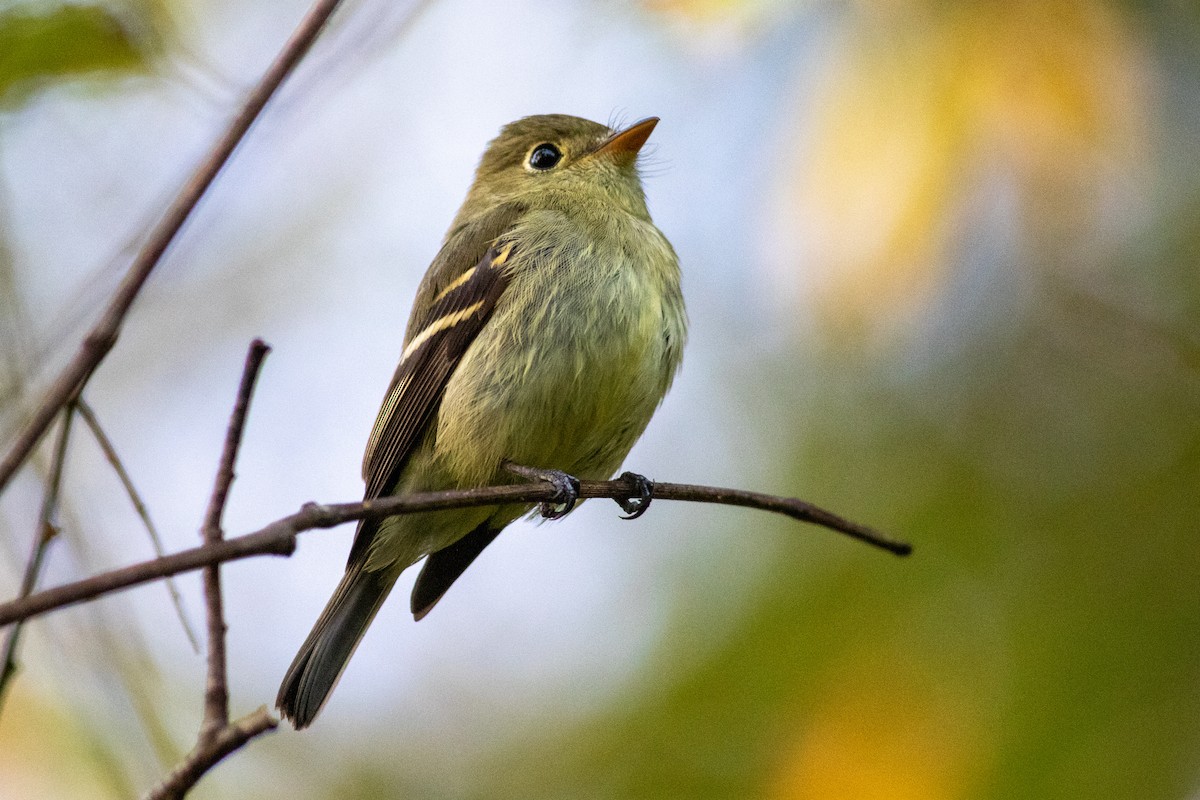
(0, 3, 153, 108)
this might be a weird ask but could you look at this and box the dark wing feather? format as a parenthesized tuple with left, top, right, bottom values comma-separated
(361, 246, 510, 501)
(401, 203, 527, 346)
(410, 522, 503, 620)
(347, 204, 524, 568)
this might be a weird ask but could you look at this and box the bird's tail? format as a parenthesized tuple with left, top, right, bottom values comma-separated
(276, 564, 397, 729)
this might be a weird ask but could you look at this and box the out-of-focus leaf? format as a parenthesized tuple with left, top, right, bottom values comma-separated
(639, 0, 797, 53)
(0, 4, 152, 108)
(0, 681, 136, 798)
(763, 0, 1157, 339)
(642, 0, 790, 26)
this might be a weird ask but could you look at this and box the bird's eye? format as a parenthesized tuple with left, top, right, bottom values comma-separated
(527, 143, 562, 171)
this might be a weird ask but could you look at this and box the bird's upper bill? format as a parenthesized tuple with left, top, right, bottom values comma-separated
(593, 117, 659, 166)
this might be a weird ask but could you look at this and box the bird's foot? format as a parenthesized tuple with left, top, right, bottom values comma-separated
(616, 471, 653, 520)
(505, 462, 581, 520)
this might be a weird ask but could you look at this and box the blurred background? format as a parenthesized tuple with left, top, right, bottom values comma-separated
(1, 0, 1199, 797)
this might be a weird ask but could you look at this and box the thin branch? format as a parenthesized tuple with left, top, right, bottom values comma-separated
(199, 339, 270, 739)
(642, 480, 909, 555)
(0, 0, 347, 496)
(0, 403, 75, 712)
(142, 706, 277, 800)
(0, 525, 295, 626)
(76, 398, 200, 652)
(0, 476, 910, 629)
(142, 341, 275, 800)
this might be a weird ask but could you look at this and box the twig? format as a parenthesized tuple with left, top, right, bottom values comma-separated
(0, 476, 910, 628)
(0, 528, 296, 627)
(199, 339, 269, 739)
(142, 706, 277, 800)
(143, 340, 274, 800)
(641, 480, 909, 555)
(0, 403, 74, 712)
(76, 398, 200, 651)
(0, 0, 347, 496)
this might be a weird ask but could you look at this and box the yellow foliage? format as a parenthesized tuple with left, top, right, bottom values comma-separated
(768, 647, 987, 800)
(764, 0, 1155, 337)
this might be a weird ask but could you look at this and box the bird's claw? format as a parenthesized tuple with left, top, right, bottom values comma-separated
(505, 463, 580, 520)
(538, 470, 580, 519)
(617, 471, 653, 520)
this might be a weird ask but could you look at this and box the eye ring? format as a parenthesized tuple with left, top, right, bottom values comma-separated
(527, 143, 563, 171)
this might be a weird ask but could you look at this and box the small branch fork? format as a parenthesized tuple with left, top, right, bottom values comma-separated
(142, 340, 274, 800)
(198, 340, 269, 740)
(0, 402, 75, 712)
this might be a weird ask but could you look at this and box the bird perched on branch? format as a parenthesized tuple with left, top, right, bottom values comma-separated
(277, 114, 686, 728)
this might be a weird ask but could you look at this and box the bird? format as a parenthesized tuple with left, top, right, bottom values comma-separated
(276, 114, 686, 728)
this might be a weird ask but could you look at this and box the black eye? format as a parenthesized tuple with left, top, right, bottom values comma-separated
(527, 143, 562, 171)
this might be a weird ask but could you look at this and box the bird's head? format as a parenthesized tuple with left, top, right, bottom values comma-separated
(459, 114, 659, 221)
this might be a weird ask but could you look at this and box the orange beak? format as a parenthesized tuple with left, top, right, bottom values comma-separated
(593, 117, 659, 166)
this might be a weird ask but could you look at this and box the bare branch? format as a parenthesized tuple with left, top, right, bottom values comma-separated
(76, 398, 200, 651)
(141, 706, 277, 800)
(0, 526, 296, 626)
(642, 480, 911, 555)
(0, 476, 909, 629)
(0, 403, 74, 711)
(0, 0, 347, 495)
(142, 340, 276, 799)
(199, 339, 270, 739)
